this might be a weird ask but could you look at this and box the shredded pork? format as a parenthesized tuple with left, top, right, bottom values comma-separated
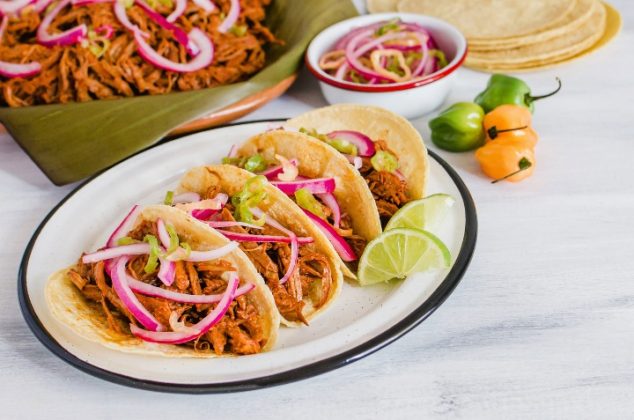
(359, 140, 410, 223)
(69, 220, 266, 355)
(0, 0, 277, 107)
(216, 205, 333, 325)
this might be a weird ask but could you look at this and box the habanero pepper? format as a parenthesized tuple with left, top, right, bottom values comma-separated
(483, 104, 538, 149)
(475, 138, 535, 183)
(474, 74, 562, 113)
(428, 102, 485, 152)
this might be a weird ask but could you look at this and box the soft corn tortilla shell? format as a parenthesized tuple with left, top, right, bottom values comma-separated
(397, 0, 575, 39)
(234, 130, 383, 279)
(46, 205, 279, 357)
(466, 1, 619, 72)
(466, 1, 606, 66)
(468, 0, 596, 51)
(366, 0, 398, 13)
(177, 165, 344, 326)
(286, 104, 428, 201)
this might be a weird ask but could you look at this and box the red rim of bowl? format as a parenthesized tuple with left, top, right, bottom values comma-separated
(305, 41, 468, 93)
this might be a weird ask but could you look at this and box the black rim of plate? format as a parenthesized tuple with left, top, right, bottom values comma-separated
(18, 119, 478, 394)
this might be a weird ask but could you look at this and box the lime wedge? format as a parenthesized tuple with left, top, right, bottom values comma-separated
(358, 228, 451, 286)
(385, 194, 455, 232)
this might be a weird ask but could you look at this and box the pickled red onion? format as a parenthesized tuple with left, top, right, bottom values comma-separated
(193, 0, 215, 12)
(251, 208, 298, 285)
(135, 27, 213, 73)
(217, 230, 314, 244)
(130, 272, 239, 343)
(327, 130, 375, 157)
(217, 0, 239, 33)
(271, 177, 335, 195)
(106, 205, 142, 247)
(166, 0, 186, 22)
(129, 276, 254, 304)
(303, 209, 357, 262)
(112, 256, 164, 331)
(0, 0, 32, 15)
(37, 0, 88, 46)
(167, 241, 239, 262)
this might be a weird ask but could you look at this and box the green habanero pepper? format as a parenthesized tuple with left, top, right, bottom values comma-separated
(428, 102, 485, 152)
(474, 74, 562, 113)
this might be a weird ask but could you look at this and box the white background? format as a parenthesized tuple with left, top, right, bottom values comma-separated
(1, 0, 632, 418)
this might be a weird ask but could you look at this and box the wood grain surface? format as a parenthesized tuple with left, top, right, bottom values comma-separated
(1, 1, 632, 417)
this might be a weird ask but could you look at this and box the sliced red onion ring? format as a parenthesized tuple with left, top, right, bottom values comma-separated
(130, 272, 239, 344)
(271, 177, 335, 195)
(71, 0, 112, 5)
(112, 256, 164, 331)
(303, 210, 357, 262)
(178, 195, 227, 220)
(167, 241, 239, 262)
(217, 0, 239, 33)
(113, 0, 149, 37)
(316, 192, 341, 228)
(95, 24, 114, 39)
(0, 0, 32, 15)
(106, 205, 141, 247)
(206, 220, 264, 230)
(327, 130, 375, 157)
(135, 27, 213, 73)
(345, 30, 407, 82)
(135, 0, 199, 56)
(410, 32, 430, 77)
(172, 192, 201, 204)
(227, 144, 238, 158)
(335, 62, 348, 80)
(333, 21, 384, 50)
(166, 0, 186, 22)
(33, 0, 54, 13)
(0, 59, 42, 79)
(155, 219, 176, 285)
(193, 0, 215, 12)
(251, 208, 298, 285)
(82, 243, 150, 263)
(129, 277, 254, 304)
(394, 169, 407, 182)
(217, 230, 314, 244)
(260, 158, 298, 180)
(344, 154, 363, 169)
(191, 208, 218, 220)
(156, 218, 171, 249)
(157, 256, 175, 286)
(37, 0, 88, 46)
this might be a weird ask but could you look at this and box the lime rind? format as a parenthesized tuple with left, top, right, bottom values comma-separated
(358, 227, 452, 286)
(384, 193, 456, 232)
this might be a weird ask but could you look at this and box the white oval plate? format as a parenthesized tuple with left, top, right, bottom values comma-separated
(19, 120, 477, 393)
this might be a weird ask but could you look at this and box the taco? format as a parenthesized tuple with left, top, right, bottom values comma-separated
(286, 104, 429, 224)
(223, 130, 383, 278)
(175, 165, 343, 326)
(46, 205, 279, 357)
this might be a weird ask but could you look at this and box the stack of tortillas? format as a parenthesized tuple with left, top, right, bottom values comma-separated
(367, 0, 620, 72)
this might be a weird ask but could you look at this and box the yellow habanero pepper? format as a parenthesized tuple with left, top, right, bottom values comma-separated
(475, 138, 535, 183)
(483, 104, 538, 149)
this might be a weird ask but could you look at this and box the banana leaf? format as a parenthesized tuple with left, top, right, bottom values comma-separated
(0, 0, 358, 185)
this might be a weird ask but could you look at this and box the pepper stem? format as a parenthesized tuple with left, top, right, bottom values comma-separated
(488, 125, 529, 140)
(492, 157, 532, 184)
(527, 77, 562, 104)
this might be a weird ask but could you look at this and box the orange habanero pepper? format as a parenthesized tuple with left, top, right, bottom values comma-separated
(475, 138, 535, 183)
(483, 104, 538, 149)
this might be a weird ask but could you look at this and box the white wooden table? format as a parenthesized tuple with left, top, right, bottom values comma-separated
(1, 1, 633, 418)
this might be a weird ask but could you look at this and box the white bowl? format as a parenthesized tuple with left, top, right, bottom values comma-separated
(305, 13, 467, 119)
